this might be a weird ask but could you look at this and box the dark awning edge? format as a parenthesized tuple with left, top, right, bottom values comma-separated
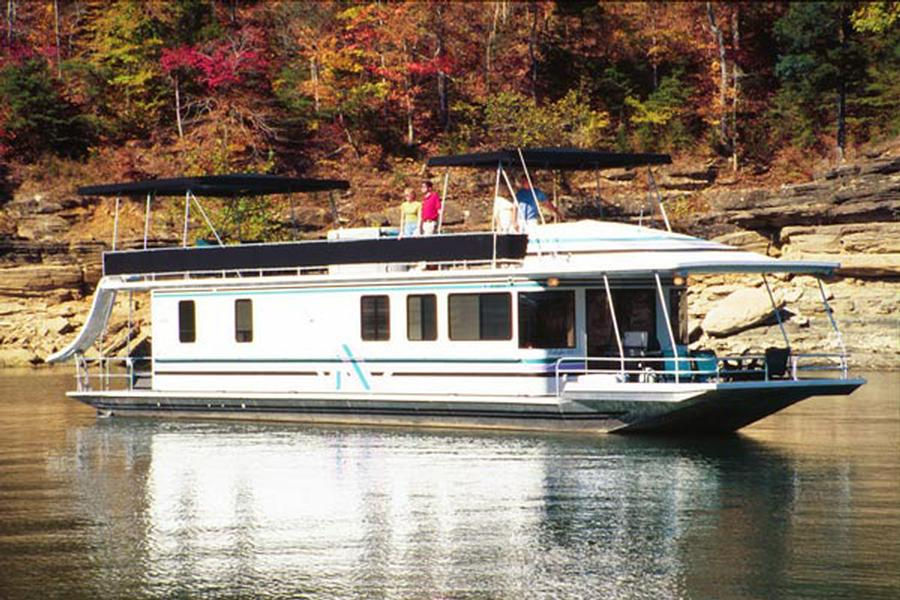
(77, 174, 350, 198)
(426, 148, 672, 171)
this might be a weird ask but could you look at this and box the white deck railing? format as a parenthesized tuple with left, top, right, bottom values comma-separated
(114, 257, 526, 285)
(553, 352, 850, 397)
(74, 355, 152, 392)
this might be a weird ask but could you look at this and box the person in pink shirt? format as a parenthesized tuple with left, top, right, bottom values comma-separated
(420, 180, 442, 235)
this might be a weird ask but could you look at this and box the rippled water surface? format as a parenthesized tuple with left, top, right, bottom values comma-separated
(1, 368, 898, 599)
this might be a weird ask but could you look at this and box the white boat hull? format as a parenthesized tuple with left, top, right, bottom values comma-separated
(69, 378, 864, 434)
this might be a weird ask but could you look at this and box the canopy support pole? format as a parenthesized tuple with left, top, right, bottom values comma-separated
(189, 190, 224, 246)
(491, 163, 503, 233)
(112, 196, 120, 251)
(655, 272, 679, 383)
(329, 191, 339, 225)
(647, 168, 671, 232)
(143, 193, 152, 249)
(517, 147, 545, 225)
(603, 274, 625, 376)
(552, 171, 558, 223)
(437, 168, 450, 234)
(126, 289, 133, 390)
(817, 277, 849, 378)
(762, 274, 790, 349)
(182, 190, 190, 247)
(491, 162, 503, 264)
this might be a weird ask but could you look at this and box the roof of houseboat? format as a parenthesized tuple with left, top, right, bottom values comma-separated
(78, 174, 350, 197)
(524, 221, 839, 276)
(426, 148, 671, 170)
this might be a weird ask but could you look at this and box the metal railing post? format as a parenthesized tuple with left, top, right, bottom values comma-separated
(517, 147, 545, 225)
(655, 272, 680, 383)
(143, 193, 152, 249)
(762, 274, 791, 349)
(603, 274, 625, 376)
(182, 190, 190, 246)
(647, 168, 671, 232)
(817, 278, 849, 379)
(112, 196, 120, 251)
(437, 168, 450, 234)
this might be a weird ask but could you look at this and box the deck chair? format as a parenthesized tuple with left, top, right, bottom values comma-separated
(765, 347, 790, 379)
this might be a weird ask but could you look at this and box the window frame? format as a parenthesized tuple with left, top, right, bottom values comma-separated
(234, 298, 253, 343)
(517, 290, 576, 349)
(407, 294, 437, 341)
(178, 300, 196, 343)
(448, 292, 512, 341)
(361, 295, 391, 341)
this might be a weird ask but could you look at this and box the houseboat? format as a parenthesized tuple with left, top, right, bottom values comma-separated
(49, 151, 863, 433)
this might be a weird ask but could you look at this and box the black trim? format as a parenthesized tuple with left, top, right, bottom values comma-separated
(427, 148, 671, 171)
(103, 233, 528, 276)
(78, 174, 349, 197)
(91, 401, 625, 421)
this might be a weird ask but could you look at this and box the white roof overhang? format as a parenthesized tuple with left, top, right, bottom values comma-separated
(522, 249, 838, 277)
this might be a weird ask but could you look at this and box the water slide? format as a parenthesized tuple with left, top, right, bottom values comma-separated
(47, 278, 117, 363)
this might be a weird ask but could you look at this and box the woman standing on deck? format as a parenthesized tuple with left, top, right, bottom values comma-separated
(399, 187, 420, 237)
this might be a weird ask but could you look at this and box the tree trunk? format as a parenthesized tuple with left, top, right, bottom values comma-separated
(486, 2, 501, 89)
(706, 2, 729, 153)
(310, 54, 319, 112)
(338, 113, 361, 159)
(731, 4, 741, 171)
(650, 4, 658, 90)
(53, 0, 61, 78)
(528, 3, 538, 100)
(6, 0, 14, 46)
(836, 6, 848, 163)
(406, 91, 414, 146)
(435, 3, 448, 131)
(174, 75, 184, 140)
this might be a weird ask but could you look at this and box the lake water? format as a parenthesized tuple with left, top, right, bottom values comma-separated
(0, 368, 897, 600)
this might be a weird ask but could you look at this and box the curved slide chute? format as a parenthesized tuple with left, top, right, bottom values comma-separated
(47, 279, 117, 363)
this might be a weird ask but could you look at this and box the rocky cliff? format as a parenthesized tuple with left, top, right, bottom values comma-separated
(1, 144, 897, 369)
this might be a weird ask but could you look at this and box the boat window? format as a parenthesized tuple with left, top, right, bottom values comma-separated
(235, 299, 253, 343)
(448, 293, 511, 341)
(615, 289, 657, 350)
(178, 300, 195, 343)
(361, 295, 390, 341)
(670, 287, 688, 345)
(518, 291, 575, 348)
(407, 294, 437, 341)
(586, 288, 658, 358)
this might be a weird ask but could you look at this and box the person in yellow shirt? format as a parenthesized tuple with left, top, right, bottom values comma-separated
(399, 187, 421, 237)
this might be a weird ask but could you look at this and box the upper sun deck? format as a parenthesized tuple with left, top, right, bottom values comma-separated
(78, 157, 839, 287)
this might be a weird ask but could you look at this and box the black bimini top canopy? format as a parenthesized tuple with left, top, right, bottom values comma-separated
(426, 147, 671, 171)
(77, 174, 350, 198)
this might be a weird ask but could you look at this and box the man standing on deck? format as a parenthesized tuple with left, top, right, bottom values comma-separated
(515, 175, 562, 229)
(420, 180, 442, 235)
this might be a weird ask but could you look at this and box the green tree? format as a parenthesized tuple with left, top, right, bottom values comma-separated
(483, 90, 608, 148)
(774, 2, 868, 160)
(0, 58, 93, 160)
(625, 70, 693, 152)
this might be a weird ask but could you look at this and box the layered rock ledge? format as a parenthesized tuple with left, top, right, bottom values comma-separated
(0, 146, 897, 370)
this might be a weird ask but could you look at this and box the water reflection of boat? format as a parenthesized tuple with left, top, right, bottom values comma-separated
(49, 151, 863, 433)
(61, 421, 825, 598)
